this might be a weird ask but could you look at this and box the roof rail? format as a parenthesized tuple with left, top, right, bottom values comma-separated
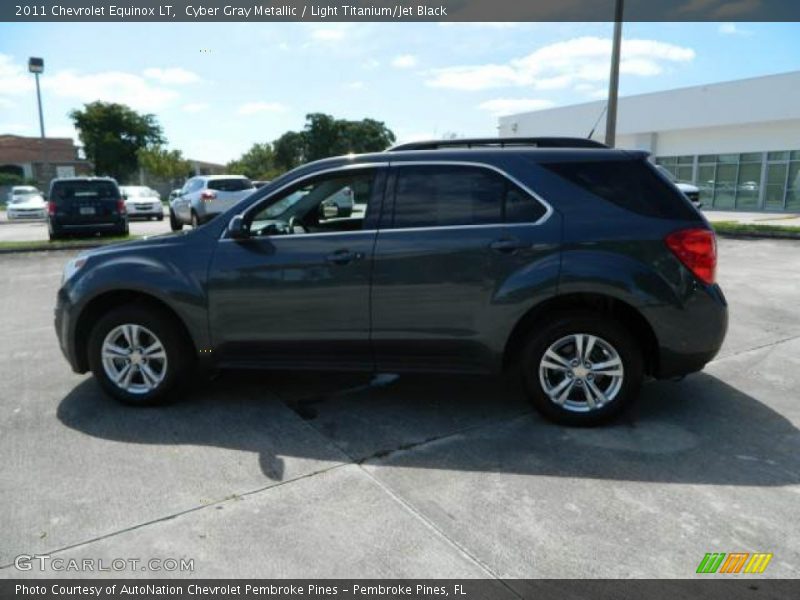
(388, 137, 608, 152)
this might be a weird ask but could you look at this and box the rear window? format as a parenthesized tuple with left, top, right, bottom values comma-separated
(51, 181, 119, 204)
(207, 178, 253, 192)
(539, 159, 697, 220)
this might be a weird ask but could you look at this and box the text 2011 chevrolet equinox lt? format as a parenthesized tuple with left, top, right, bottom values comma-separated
(55, 138, 727, 425)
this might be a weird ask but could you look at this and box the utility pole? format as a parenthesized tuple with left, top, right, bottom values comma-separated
(604, 0, 624, 147)
(28, 57, 49, 185)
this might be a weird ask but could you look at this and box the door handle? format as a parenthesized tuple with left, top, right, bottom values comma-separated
(326, 249, 363, 265)
(489, 238, 527, 253)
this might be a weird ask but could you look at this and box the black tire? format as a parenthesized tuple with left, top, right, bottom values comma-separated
(87, 303, 194, 406)
(169, 210, 182, 231)
(190, 211, 200, 229)
(157, 213, 164, 221)
(520, 311, 643, 426)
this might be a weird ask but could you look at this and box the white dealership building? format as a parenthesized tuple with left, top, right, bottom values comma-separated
(498, 71, 800, 212)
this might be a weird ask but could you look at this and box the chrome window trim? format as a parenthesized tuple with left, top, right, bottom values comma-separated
(387, 159, 554, 227)
(218, 159, 553, 241)
(219, 162, 388, 240)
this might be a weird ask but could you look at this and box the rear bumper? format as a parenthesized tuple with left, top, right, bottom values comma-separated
(8, 209, 46, 219)
(643, 282, 728, 378)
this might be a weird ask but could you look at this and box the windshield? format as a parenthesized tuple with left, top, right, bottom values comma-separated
(12, 187, 39, 196)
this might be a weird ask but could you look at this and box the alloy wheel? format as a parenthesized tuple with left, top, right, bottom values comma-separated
(101, 324, 168, 394)
(538, 333, 624, 413)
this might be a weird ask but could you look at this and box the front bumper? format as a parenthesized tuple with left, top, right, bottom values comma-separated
(126, 203, 164, 218)
(55, 286, 83, 373)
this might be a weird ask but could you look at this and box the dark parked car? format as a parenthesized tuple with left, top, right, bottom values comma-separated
(48, 177, 128, 241)
(55, 138, 727, 425)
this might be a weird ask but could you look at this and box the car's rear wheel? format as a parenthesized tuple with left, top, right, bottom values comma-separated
(191, 211, 199, 229)
(169, 209, 182, 231)
(520, 311, 643, 426)
(87, 304, 194, 405)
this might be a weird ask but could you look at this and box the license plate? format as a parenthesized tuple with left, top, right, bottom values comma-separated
(79, 207, 96, 215)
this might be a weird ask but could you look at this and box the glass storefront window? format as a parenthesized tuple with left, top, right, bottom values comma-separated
(697, 165, 715, 204)
(654, 151, 800, 212)
(736, 161, 761, 209)
(765, 163, 788, 210)
(714, 164, 737, 209)
(787, 161, 800, 211)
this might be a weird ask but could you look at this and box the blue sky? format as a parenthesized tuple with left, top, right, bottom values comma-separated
(1, 21, 798, 164)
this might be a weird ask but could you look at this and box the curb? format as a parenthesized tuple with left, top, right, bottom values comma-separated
(715, 231, 800, 241)
(0, 242, 108, 255)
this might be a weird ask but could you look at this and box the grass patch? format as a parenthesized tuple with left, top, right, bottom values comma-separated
(711, 221, 800, 235)
(0, 235, 139, 252)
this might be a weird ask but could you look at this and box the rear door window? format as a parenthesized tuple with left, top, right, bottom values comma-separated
(51, 181, 119, 206)
(389, 165, 545, 228)
(539, 159, 698, 219)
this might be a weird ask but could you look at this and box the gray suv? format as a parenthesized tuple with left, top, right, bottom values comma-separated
(55, 138, 727, 425)
(170, 175, 255, 230)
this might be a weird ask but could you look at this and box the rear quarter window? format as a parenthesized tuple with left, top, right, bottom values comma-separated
(539, 159, 698, 220)
(208, 178, 254, 192)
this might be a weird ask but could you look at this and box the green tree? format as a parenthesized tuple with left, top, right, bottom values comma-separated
(273, 131, 307, 172)
(137, 146, 192, 183)
(226, 143, 280, 180)
(70, 102, 165, 182)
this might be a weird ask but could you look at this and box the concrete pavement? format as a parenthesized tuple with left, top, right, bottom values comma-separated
(1, 238, 799, 579)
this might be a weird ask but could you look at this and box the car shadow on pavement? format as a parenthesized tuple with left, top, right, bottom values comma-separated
(57, 370, 800, 487)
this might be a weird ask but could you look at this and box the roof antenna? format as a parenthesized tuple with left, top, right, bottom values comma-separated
(587, 104, 608, 139)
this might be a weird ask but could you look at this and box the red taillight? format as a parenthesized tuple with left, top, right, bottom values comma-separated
(665, 228, 717, 285)
(117, 199, 126, 214)
(200, 191, 217, 201)
(47, 201, 56, 216)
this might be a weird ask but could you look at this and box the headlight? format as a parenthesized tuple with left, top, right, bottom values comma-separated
(62, 256, 88, 284)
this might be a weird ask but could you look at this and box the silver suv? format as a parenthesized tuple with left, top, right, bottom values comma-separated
(170, 175, 255, 230)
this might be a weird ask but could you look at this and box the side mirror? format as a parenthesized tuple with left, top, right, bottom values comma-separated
(121, 193, 128, 200)
(321, 203, 339, 219)
(227, 215, 249, 239)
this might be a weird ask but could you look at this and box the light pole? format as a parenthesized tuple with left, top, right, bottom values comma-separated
(604, 0, 624, 147)
(28, 57, 48, 185)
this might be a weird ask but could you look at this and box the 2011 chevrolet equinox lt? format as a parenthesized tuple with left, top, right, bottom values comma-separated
(55, 138, 727, 425)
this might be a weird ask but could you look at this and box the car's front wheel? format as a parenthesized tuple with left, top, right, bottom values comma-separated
(169, 209, 182, 231)
(521, 312, 643, 426)
(87, 304, 194, 405)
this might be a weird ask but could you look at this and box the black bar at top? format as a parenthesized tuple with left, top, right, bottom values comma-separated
(3, 0, 800, 22)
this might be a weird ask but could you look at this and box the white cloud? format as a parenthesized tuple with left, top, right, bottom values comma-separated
(392, 54, 418, 69)
(362, 58, 380, 70)
(237, 101, 286, 115)
(478, 98, 555, 116)
(345, 81, 365, 90)
(309, 25, 350, 42)
(439, 22, 519, 29)
(182, 102, 209, 113)
(426, 36, 695, 91)
(0, 54, 183, 111)
(42, 70, 179, 111)
(143, 67, 201, 85)
(0, 53, 34, 97)
(718, 23, 753, 36)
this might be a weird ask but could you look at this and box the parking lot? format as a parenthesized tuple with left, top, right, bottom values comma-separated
(0, 212, 172, 243)
(0, 237, 799, 580)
